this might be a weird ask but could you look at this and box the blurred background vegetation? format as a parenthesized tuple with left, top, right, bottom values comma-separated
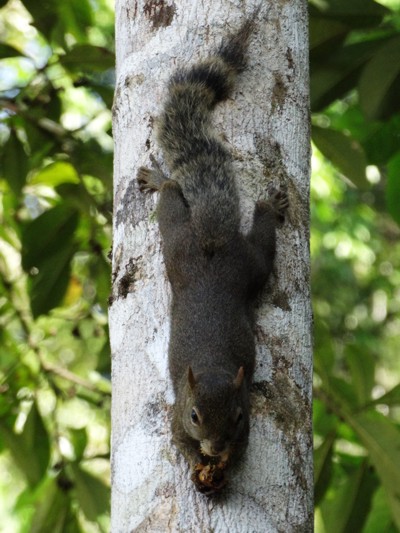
(0, 0, 399, 531)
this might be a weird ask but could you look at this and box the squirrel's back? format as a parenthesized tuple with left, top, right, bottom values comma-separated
(157, 19, 256, 251)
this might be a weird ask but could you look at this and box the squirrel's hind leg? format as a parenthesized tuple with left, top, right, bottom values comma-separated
(245, 187, 289, 293)
(157, 179, 191, 246)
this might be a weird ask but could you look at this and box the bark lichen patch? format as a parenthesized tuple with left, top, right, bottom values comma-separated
(143, 1, 176, 29)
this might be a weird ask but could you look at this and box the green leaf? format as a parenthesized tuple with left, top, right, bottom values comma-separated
(70, 463, 109, 521)
(20, 0, 58, 39)
(0, 402, 50, 487)
(359, 36, 400, 120)
(369, 384, 400, 408)
(21, 205, 79, 316)
(363, 486, 398, 533)
(29, 477, 72, 533)
(314, 431, 335, 505)
(1, 131, 29, 195)
(345, 344, 375, 406)
(309, 17, 348, 57)
(312, 125, 368, 187)
(348, 411, 400, 530)
(30, 161, 80, 187)
(0, 43, 23, 58)
(88, 82, 115, 108)
(386, 152, 400, 225)
(29, 241, 76, 317)
(60, 45, 114, 73)
(24, 121, 57, 167)
(320, 459, 378, 533)
(309, 0, 389, 27)
(330, 377, 360, 410)
(58, 0, 93, 42)
(69, 428, 88, 461)
(311, 39, 388, 111)
(21, 204, 79, 270)
(91, 257, 111, 305)
(363, 114, 400, 166)
(72, 139, 113, 186)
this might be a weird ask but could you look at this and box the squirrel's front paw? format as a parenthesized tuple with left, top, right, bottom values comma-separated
(266, 185, 289, 222)
(137, 167, 154, 191)
(137, 157, 168, 192)
(191, 461, 227, 495)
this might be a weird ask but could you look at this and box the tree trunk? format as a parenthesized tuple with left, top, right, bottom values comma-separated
(110, 1, 312, 531)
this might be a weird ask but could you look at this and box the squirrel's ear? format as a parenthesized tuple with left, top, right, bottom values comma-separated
(188, 367, 196, 389)
(234, 366, 244, 389)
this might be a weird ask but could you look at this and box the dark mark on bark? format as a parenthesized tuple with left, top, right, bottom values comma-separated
(143, 1, 176, 30)
(118, 257, 140, 298)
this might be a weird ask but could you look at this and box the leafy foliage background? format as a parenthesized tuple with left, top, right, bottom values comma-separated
(0, 0, 112, 530)
(0, 0, 399, 531)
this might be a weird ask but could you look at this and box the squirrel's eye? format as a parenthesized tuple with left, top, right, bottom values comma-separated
(236, 408, 243, 424)
(191, 408, 199, 425)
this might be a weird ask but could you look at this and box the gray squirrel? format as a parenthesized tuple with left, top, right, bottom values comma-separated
(137, 14, 289, 494)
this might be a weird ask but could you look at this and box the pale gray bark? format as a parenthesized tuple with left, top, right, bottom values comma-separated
(110, 1, 312, 531)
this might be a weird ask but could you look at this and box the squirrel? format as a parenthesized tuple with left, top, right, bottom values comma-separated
(137, 13, 289, 494)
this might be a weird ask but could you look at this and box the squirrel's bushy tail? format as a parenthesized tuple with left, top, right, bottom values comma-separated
(158, 18, 255, 168)
(157, 18, 257, 250)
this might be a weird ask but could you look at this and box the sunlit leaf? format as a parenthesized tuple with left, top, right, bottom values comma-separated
(30, 161, 80, 187)
(69, 428, 88, 461)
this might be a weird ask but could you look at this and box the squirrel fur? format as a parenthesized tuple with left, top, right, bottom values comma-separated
(137, 14, 289, 493)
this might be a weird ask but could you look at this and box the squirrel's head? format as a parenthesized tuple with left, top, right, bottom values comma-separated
(182, 366, 248, 462)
